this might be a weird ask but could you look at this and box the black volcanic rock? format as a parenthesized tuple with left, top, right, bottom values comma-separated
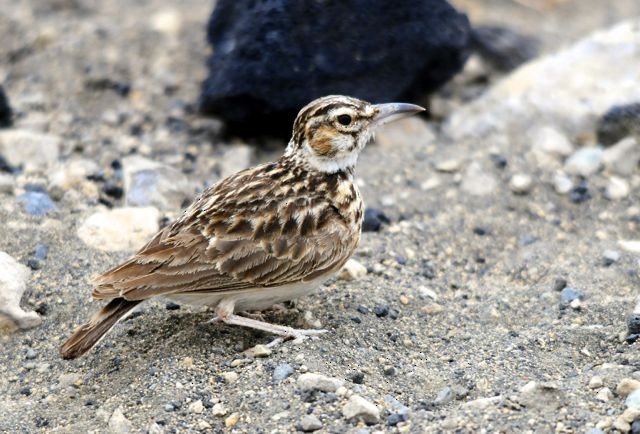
(200, 0, 471, 137)
(0, 85, 12, 127)
(597, 102, 640, 146)
(471, 25, 540, 72)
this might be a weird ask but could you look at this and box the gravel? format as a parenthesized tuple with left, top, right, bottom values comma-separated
(1, 1, 640, 433)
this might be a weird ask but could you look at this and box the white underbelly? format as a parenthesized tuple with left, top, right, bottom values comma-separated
(166, 273, 334, 312)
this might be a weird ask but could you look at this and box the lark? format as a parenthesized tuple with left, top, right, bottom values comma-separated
(60, 95, 424, 359)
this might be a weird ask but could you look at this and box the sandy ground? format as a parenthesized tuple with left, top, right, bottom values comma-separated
(1, 1, 639, 433)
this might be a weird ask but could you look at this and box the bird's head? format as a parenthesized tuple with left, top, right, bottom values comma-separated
(286, 95, 424, 173)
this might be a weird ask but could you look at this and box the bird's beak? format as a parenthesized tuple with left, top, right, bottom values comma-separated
(372, 102, 425, 127)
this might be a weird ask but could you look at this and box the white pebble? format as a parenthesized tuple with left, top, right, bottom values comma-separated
(338, 259, 367, 281)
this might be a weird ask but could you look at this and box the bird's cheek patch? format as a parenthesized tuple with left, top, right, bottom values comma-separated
(308, 126, 339, 157)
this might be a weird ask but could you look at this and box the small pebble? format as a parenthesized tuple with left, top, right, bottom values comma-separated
(434, 387, 455, 405)
(197, 420, 211, 430)
(273, 364, 295, 381)
(617, 378, 640, 398)
(188, 400, 204, 414)
(569, 181, 591, 203)
(588, 376, 603, 389)
(626, 389, 640, 409)
(222, 372, 238, 384)
(108, 408, 132, 433)
(297, 373, 343, 392)
(596, 387, 612, 402)
(509, 173, 533, 194)
(564, 147, 604, 177)
(224, 413, 239, 428)
(628, 314, 640, 335)
(613, 417, 631, 433)
(553, 173, 573, 195)
(338, 259, 367, 281)
(362, 208, 389, 232)
(421, 303, 444, 314)
(244, 344, 271, 358)
(212, 403, 227, 417)
(435, 159, 461, 173)
(342, 394, 380, 424)
(603, 250, 620, 266)
(374, 305, 389, 317)
(605, 176, 630, 200)
(25, 349, 36, 360)
(560, 287, 584, 303)
(349, 372, 365, 384)
(298, 414, 323, 432)
(17, 191, 57, 217)
(553, 278, 567, 292)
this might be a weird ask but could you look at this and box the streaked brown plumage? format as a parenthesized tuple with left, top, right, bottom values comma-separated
(60, 95, 424, 359)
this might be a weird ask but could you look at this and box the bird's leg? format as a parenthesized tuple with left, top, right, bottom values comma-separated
(211, 300, 327, 347)
(217, 312, 325, 345)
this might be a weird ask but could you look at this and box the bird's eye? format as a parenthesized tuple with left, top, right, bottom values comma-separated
(337, 114, 352, 126)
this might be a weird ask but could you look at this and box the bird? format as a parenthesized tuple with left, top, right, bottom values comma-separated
(60, 95, 424, 359)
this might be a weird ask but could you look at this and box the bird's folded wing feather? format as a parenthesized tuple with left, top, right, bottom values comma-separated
(91, 188, 354, 301)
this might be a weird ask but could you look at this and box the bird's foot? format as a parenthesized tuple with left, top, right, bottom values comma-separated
(265, 328, 327, 349)
(215, 312, 327, 347)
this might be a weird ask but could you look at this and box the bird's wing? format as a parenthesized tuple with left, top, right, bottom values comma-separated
(92, 165, 357, 301)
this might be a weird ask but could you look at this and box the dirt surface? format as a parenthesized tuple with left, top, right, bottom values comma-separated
(1, 1, 639, 433)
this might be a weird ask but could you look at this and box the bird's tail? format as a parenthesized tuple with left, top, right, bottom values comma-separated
(60, 298, 141, 359)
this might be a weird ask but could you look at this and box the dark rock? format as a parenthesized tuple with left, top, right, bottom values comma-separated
(200, 0, 471, 137)
(84, 65, 131, 97)
(0, 85, 12, 127)
(165, 302, 180, 310)
(628, 313, 640, 335)
(422, 261, 436, 279)
(597, 102, 640, 146)
(473, 227, 487, 236)
(26, 259, 41, 270)
(373, 305, 389, 317)
(34, 416, 49, 428)
(349, 372, 365, 384)
(631, 419, 640, 434)
(553, 278, 567, 292)
(35, 303, 48, 316)
(627, 334, 639, 345)
(0, 154, 16, 173)
(489, 154, 508, 169)
(362, 208, 390, 232)
(387, 409, 409, 427)
(356, 305, 369, 315)
(569, 182, 590, 203)
(17, 191, 57, 216)
(560, 287, 584, 303)
(471, 25, 539, 71)
(102, 180, 123, 199)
